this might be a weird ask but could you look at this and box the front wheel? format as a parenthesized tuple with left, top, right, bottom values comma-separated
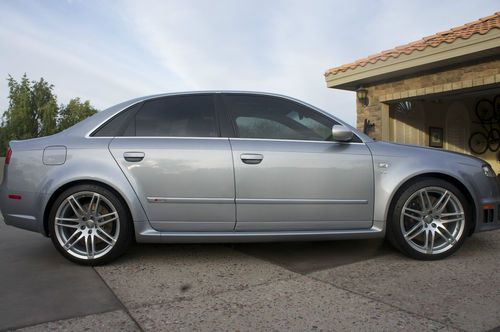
(387, 178, 470, 260)
(48, 184, 133, 265)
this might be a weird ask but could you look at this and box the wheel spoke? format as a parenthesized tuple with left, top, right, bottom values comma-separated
(84, 234, 95, 259)
(95, 232, 112, 245)
(419, 191, 427, 210)
(96, 228, 116, 245)
(97, 211, 118, 226)
(440, 212, 464, 218)
(67, 196, 86, 217)
(436, 226, 457, 245)
(440, 217, 464, 224)
(88, 193, 101, 214)
(423, 229, 429, 252)
(91, 235, 96, 259)
(404, 221, 425, 240)
(433, 191, 450, 212)
(84, 235, 91, 259)
(404, 207, 424, 216)
(419, 190, 433, 210)
(403, 212, 422, 223)
(426, 231, 435, 254)
(64, 231, 84, 250)
(55, 217, 80, 229)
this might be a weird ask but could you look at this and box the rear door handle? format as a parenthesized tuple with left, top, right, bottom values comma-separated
(240, 153, 263, 165)
(123, 152, 145, 162)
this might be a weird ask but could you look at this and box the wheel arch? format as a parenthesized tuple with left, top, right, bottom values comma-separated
(386, 172, 476, 235)
(43, 179, 135, 237)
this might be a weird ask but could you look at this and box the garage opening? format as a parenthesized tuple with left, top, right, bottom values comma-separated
(388, 85, 500, 173)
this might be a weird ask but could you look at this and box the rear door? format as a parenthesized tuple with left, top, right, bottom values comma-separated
(222, 94, 374, 231)
(108, 94, 236, 232)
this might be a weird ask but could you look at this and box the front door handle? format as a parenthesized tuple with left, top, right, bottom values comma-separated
(123, 152, 145, 162)
(240, 153, 263, 165)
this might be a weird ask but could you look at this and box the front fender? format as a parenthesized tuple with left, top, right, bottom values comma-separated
(367, 142, 489, 229)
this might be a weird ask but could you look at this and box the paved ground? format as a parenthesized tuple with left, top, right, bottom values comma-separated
(1, 211, 500, 332)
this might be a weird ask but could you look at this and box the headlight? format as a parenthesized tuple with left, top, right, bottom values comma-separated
(482, 164, 496, 177)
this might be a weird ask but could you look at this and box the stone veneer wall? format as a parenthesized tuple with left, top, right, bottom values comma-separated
(357, 57, 500, 140)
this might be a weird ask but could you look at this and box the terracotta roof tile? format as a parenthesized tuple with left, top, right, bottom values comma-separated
(325, 12, 500, 77)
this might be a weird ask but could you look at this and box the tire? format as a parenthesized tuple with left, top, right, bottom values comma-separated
(469, 132, 488, 155)
(386, 178, 471, 260)
(48, 184, 133, 265)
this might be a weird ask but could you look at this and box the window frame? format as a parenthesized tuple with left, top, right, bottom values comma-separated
(134, 93, 221, 138)
(90, 102, 142, 137)
(221, 93, 359, 142)
(91, 94, 222, 138)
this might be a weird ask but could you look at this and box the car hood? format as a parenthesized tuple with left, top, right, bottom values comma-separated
(366, 141, 486, 167)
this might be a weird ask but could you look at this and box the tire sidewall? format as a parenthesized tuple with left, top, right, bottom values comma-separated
(388, 178, 471, 260)
(48, 184, 132, 265)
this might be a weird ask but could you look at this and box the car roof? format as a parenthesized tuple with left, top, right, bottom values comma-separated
(60, 91, 371, 142)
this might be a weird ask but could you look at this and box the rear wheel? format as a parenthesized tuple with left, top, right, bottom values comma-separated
(48, 184, 132, 265)
(387, 178, 470, 260)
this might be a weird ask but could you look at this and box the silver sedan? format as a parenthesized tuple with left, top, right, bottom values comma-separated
(1, 91, 499, 265)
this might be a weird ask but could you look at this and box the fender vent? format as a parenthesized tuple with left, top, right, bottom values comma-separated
(483, 209, 494, 223)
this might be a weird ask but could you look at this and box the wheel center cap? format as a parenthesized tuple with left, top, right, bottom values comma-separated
(86, 219, 95, 228)
(424, 215, 433, 224)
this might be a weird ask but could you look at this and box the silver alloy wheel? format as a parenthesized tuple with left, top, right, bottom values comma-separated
(400, 186, 465, 255)
(54, 191, 120, 260)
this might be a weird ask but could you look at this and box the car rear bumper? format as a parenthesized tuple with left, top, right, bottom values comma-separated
(0, 186, 45, 234)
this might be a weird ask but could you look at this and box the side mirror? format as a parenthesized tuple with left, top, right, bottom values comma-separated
(331, 125, 354, 142)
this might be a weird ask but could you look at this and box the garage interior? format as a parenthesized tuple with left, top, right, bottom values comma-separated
(389, 86, 500, 170)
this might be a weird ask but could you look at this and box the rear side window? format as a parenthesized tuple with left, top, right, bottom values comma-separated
(92, 103, 140, 137)
(135, 95, 218, 137)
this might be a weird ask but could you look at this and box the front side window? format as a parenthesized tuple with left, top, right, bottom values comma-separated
(224, 95, 336, 141)
(135, 95, 218, 137)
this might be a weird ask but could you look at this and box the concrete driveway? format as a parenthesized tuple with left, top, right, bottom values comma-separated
(1, 211, 500, 331)
(1, 158, 500, 331)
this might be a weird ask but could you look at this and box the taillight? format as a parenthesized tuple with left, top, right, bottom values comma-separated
(5, 147, 12, 165)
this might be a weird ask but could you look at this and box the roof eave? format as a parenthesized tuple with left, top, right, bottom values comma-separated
(325, 29, 500, 91)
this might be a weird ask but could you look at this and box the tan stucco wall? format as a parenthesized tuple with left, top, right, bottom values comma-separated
(357, 57, 500, 140)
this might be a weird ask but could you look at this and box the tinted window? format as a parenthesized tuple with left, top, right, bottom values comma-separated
(225, 95, 336, 141)
(92, 103, 140, 137)
(135, 95, 218, 137)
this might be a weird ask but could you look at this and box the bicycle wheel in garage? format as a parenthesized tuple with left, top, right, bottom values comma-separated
(494, 95, 500, 120)
(469, 132, 488, 155)
(475, 99, 495, 122)
(488, 128, 500, 152)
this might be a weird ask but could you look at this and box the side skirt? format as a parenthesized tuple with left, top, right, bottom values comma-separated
(134, 220, 385, 243)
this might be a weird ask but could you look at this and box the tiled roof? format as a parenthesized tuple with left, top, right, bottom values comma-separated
(325, 12, 500, 77)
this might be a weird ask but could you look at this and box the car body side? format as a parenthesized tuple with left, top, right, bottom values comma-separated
(1, 91, 499, 242)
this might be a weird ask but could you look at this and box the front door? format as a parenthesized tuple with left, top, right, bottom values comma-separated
(222, 94, 374, 231)
(109, 94, 236, 232)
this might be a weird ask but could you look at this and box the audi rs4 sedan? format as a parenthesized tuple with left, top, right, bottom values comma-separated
(1, 91, 499, 264)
